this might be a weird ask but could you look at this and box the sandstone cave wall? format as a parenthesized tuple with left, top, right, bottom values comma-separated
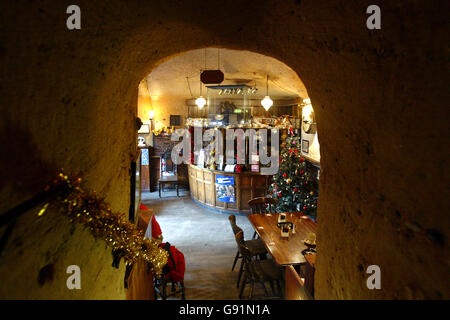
(0, 0, 448, 299)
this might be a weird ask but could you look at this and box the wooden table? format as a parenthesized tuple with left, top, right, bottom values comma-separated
(159, 176, 181, 197)
(248, 212, 317, 266)
(248, 212, 317, 299)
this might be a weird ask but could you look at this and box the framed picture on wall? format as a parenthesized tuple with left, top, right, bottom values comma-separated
(302, 139, 310, 154)
(138, 124, 150, 134)
(170, 115, 181, 126)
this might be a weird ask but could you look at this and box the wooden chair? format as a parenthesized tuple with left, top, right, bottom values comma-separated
(176, 163, 189, 191)
(228, 215, 267, 288)
(154, 274, 185, 300)
(248, 197, 279, 214)
(153, 243, 186, 300)
(248, 197, 279, 238)
(158, 164, 189, 198)
(236, 231, 283, 299)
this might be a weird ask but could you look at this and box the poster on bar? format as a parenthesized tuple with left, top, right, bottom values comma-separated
(215, 175, 235, 203)
(141, 148, 149, 165)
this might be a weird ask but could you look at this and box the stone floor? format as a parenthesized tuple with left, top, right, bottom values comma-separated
(141, 188, 282, 300)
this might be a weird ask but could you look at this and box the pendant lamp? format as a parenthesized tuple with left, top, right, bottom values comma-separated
(196, 69, 206, 109)
(261, 75, 273, 111)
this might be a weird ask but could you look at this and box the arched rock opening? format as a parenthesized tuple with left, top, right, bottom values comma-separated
(0, 1, 448, 299)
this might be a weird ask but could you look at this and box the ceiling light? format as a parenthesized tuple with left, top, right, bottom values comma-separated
(195, 96, 206, 109)
(261, 96, 273, 111)
(261, 75, 273, 111)
(302, 104, 313, 119)
(196, 69, 206, 109)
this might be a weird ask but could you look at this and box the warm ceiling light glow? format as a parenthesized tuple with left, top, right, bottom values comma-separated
(148, 110, 155, 119)
(195, 96, 206, 109)
(302, 104, 313, 119)
(303, 98, 311, 104)
(261, 96, 273, 111)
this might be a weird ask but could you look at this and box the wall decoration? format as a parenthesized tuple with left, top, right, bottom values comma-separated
(302, 139, 310, 154)
(30, 172, 168, 275)
(170, 115, 181, 126)
(301, 102, 317, 134)
(138, 124, 150, 134)
(141, 148, 149, 165)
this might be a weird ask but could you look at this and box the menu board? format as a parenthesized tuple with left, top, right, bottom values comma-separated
(215, 175, 235, 203)
(153, 135, 176, 157)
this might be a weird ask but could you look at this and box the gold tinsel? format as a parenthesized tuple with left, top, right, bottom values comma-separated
(40, 172, 168, 275)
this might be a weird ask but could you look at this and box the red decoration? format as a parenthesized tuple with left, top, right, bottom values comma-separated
(300, 157, 304, 163)
(303, 206, 308, 210)
(300, 170, 304, 174)
(283, 173, 287, 178)
(293, 188, 298, 192)
(278, 192, 282, 198)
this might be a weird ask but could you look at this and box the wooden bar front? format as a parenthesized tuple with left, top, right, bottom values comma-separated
(188, 164, 270, 213)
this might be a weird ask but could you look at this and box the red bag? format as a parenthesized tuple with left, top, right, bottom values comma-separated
(161, 243, 185, 283)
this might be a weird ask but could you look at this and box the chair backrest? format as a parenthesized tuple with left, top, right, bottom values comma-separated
(228, 214, 243, 237)
(236, 232, 258, 280)
(248, 197, 279, 214)
(176, 163, 188, 180)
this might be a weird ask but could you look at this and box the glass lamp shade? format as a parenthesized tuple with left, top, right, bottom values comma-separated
(261, 96, 273, 111)
(195, 96, 206, 109)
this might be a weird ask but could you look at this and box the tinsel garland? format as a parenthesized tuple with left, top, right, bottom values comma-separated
(40, 173, 168, 275)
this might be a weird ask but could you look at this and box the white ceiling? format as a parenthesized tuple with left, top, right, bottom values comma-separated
(146, 48, 308, 100)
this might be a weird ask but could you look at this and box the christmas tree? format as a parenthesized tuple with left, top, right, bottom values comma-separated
(268, 134, 319, 217)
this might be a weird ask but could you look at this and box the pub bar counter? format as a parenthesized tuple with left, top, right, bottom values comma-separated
(188, 164, 270, 213)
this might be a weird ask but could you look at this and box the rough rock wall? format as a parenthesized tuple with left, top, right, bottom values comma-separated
(0, 0, 448, 299)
